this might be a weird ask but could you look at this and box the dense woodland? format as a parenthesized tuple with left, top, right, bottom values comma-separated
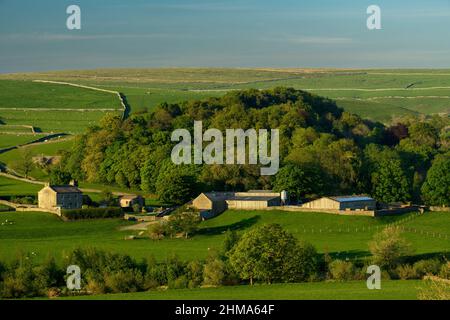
(55, 88, 449, 206)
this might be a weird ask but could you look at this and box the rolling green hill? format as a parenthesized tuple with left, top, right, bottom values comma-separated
(0, 80, 123, 135)
(0, 80, 121, 110)
(0, 208, 448, 264)
(1, 68, 449, 122)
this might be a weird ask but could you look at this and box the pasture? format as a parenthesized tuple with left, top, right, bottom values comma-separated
(0, 80, 123, 135)
(0, 138, 74, 179)
(0, 80, 121, 110)
(0, 134, 43, 150)
(0, 109, 121, 134)
(0, 209, 448, 264)
(61, 280, 422, 300)
(0, 175, 42, 196)
(1, 69, 450, 123)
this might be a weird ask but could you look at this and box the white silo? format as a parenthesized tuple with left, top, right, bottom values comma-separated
(281, 190, 288, 205)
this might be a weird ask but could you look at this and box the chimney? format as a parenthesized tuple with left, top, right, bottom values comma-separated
(69, 180, 78, 187)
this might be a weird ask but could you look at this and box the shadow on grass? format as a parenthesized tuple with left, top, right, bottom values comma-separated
(404, 252, 450, 263)
(196, 215, 261, 236)
(326, 251, 450, 262)
(328, 250, 371, 260)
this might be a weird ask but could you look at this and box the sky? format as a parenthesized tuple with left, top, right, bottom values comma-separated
(1, 0, 450, 72)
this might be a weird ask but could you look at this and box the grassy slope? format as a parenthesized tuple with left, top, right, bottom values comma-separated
(0, 138, 74, 179)
(0, 176, 42, 196)
(0, 209, 448, 264)
(0, 109, 120, 134)
(0, 80, 122, 134)
(1, 68, 449, 121)
(0, 134, 43, 149)
(0, 80, 121, 109)
(61, 280, 422, 300)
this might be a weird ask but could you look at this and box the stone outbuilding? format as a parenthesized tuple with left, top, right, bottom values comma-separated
(119, 195, 144, 211)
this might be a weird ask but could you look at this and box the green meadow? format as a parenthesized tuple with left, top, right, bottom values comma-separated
(0, 208, 448, 264)
(0, 109, 121, 134)
(0, 175, 42, 196)
(1, 68, 449, 123)
(0, 134, 42, 150)
(0, 138, 74, 165)
(0, 80, 121, 110)
(61, 280, 422, 300)
(0, 79, 122, 135)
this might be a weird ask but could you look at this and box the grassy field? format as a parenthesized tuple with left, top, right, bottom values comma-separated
(1, 68, 449, 122)
(0, 175, 42, 196)
(0, 138, 74, 179)
(0, 68, 448, 162)
(0, 134, 44, 149)
(0, 208, 448, 264)
(0, 109, 121, 134)
(0, 80, 121, 110)
(60, 280, 423, 300)
(0, 80, 122, 135)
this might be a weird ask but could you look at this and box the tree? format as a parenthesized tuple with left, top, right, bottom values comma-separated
(167, 210, 201, 238)
(228, 224, 318, 285)
(273, 163, 322, 200)
(186, 260, 204, 288)
(13, 149, 34, 178)
(222, 229, 240, 253)
(99, 190, 115, 206)
(369, 226, 413, 269)
(371, 158, 410, 203)
(148, 221, 166, 240)
(49, 167, 71, 185)
(155, 164, 197, 205)
(203, 258, 225, 287)
(140, 146, 171, 193)
(421, 155, 450, 206)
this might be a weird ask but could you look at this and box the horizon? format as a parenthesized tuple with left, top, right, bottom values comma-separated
(1, 0, 450, 73)
(3, 66, 450, 76)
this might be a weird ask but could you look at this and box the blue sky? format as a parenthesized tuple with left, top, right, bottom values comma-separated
(1, 0, 450, 72)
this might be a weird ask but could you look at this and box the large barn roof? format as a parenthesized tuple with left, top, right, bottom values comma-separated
(227, 196, 279, 202)
(203, 192, 235, 201)
(329, 196, 374, 203)
(203, 191, 279, 202)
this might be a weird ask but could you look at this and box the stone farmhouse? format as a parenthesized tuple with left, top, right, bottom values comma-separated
(38, 180, 83, 211)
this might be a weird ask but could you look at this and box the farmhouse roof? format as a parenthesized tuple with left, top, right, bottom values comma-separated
(48, 185, 82, 194)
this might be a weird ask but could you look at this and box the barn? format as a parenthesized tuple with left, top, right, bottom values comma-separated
(301, 196, 376, 211)
(192, 192, 234, 216)
(192, 190, 281, 216)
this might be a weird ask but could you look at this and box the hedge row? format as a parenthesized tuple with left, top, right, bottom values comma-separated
(61, 207, 123, 220)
